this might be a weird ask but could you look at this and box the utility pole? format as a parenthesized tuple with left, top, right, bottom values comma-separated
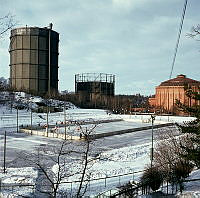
(16, 106, 18, 133)
(150, 114, 156, 168)
(3, 131, 7, 173)
(29, 97, 33, 135)
(46, 104, 49, 137)
(31, 107, 33, 135)
(64, 103, 67, 140)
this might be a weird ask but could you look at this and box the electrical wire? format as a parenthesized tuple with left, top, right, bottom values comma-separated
(169, 0, 188, 79)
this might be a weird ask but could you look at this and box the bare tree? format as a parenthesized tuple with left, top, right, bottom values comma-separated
(153, 128, 194, 191)
(76, 124, 97, 197)
(0, 13, 17, 37)
(18, 122, 99, 197)
(186, 24, 200, 41)
(154, 128, 193, 171)
(0, 77, 8, 91)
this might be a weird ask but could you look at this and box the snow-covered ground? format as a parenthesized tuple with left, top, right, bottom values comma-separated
(0, 167, 37, 184)
(0, 104, 195, 131)
(1, 142, 200, 197)
(0, 93, 199, 197)
(0, 167, 37, 197)
(61, 142, 151, 197)
(180, 170, 200, 197)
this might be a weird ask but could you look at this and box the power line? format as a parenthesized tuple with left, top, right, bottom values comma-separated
(169, 0, 188, 79)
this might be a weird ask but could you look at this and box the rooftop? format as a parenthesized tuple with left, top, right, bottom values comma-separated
(159, 74, 200, 87)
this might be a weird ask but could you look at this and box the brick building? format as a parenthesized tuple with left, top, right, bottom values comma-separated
(149, 74, 200, 115)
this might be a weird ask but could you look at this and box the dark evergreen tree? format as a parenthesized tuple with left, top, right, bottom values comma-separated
(140, 166, 163, 191)
(176, 85, 200, 168)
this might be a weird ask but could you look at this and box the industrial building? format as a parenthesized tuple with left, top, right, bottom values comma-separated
(75, 73, 115, 107)
(149, 74, 200, 114)
(9, 24, 59, 95)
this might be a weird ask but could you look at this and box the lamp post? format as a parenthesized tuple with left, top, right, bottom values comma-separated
(16, 106, 18, 133)
(28, 96, 33, 135)
(46, 103, 49, 137)
(3, 131, 7, 173)
(30, 103, 32, 135)
(150, 114, 156, 168)
(64, 103, 67, 140)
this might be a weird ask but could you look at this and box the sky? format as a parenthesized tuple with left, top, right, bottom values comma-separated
(0, 0, 200, 95)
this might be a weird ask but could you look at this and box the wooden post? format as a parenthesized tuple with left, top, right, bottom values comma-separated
(167, 180, 168, 194)
(46, 105, 49, 137)
(16, 106, 19, 133)
(64, 103, 66, 140)
(31, 108, 33, 135)
(3, 131, 7, 173)
(151, 115, 155, 168)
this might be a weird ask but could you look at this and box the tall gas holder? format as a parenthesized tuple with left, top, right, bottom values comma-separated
(9, 24, 59, 95)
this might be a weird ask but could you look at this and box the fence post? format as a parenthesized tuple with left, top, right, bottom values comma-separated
(119, 175, 120, 185)
(3, 131, 7, 173)
(167, 180, 168, 194)
(88, 180, 90, 191)
(71, 182, 72, 197)
(105, 177, 107, 188)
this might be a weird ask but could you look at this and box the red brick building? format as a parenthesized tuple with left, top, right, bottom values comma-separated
(149, 74, 200, 114)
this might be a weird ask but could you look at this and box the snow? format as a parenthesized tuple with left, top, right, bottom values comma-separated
(137, 170, 200, 198)
(55, 141, 200, 197)
(1, 139, 200, 197)
(185, 170, 200, 191)
(0, 167, 38, 197)
(51, 141, 150, 197)
(53, 142, 150, 182)
(0, 92, 200, 197)
(91, 142, 150, 177)
(0, 167, 37, 184)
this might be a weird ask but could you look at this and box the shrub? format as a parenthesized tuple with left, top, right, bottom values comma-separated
(140, 166, 163, 191)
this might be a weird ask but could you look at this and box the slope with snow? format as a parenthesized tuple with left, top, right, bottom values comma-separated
(0, 92, 199, 197)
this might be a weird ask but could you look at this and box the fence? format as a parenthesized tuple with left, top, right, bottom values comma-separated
(106, 177, 200, 197)
(0, 173, 200, 197)
(0, 170, 142, 197)
(0, 183, 35, 197)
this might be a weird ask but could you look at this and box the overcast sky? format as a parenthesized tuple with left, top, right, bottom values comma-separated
(0, 0, 200, 95)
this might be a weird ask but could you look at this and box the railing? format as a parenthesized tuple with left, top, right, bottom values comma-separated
(0, 170, 142, 197)
(0, 173, 200, 197)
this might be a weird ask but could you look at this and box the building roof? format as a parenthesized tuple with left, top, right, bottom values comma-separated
(159, 74, 200, 87)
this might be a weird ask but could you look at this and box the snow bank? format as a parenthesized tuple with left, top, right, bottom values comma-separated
(0, 167, 38, 197)
(176, 169, 200, 197)
(0, 167, 37, 184)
